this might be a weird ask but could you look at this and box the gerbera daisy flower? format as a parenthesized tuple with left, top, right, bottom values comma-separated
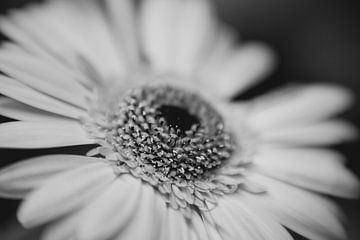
(0, 0, 358, 239)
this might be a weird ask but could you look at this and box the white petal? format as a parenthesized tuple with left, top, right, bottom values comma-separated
(171, 0, 216, 75)
(0, 26, 89, 87)
(211, 199, 262, 239)
(140, 0, 216, 75)
(157, 198, 171, 240)
(212, 196, 293, 240)
(18, 162, 115, 228)
(0, 75, 86, 119)
(164, 208, 190, 240)
(41, 212, 79, 240)
(198, 212, 224, 240)
(2, 5, 81, 73)
(65, 0, 126, 79)
(113, 180, 167, 240)
(0, 121, 93, 149)
(0, 43, 90, 108)
(140, 0, 180, 72)
(235, 201, 293, 240)
(260, 120, 357, 146)
(209, 42, 276, 99)
(189, 212, 210, 240)
(47, 0, 126, 79)
(104, 0, 140, 67)
(0, 14, 57, 63)
(6, 0, 125, 80)
(0, 98, 75, 122)
(245, 174, 347, 240)
(77, 176, 143, 240)
(197, 26, 236, 78)
(248, 84, 354, 130)
(0, 154, 100, 199)
(0, 13, 90, 86)
(253, 148, 360, 198)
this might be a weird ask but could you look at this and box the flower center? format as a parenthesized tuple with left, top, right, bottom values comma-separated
(100, 84, 234, 182)
(156, 105, 199, 136)
(86, 82, 257, 214)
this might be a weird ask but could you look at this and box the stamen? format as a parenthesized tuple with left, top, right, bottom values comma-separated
(101, 85, 234, 181)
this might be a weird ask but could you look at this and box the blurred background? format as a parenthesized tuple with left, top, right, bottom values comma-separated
(0, 0, 359, 239)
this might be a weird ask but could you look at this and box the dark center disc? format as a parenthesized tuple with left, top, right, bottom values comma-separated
(157, 105, 200, 135)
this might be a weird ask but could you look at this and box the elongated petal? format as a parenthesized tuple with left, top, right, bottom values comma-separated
(113, 181, 167, 240)
(4, 0, 125, 81)
(0, 98, 74, 122)
(140, 0, 180, 72)
(208, 43, 276, 99)
(18, 162, 115, 228)
(157, 197, 171, 240)
(0, 23, 90, 86)
(140, 0, 216, 75)
(248, 84, 354, 130)
(0, 76, 86, 119)
(171, 0, 216, 75)
(234, 200, 293, 240)
(0, 15, 58, 63)
(1, 5, 82, 75)
(245, 174, 347, 240)
(46, 0, 126, 79)
(253, 148, 360, 198)
(0, 154, 100, 199)
(189, 212, 210, 240)
(165, 208, 190, 240)
(197, 26, 237, 78)
(0, 19, 92, 88)
(212, 196, 292, 240)
(260, 120, 357, 146)
(105, 0, 140, 67)
(199, 212, 224, 240)
(0, 121, 93, 149)
(41, 212, 79, 240)
(77, 176, 143, 240)
(0, 44, 90, 108)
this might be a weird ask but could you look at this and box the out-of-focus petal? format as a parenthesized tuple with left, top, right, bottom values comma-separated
(0, 98, 73, 122)
(260, 120, 357, 146)
(140, 0, 181, 71)
(211, 196, 292, 240)
(163, 208, 191, 240)
(17, 162, 115, 228)
(140, 0, 216, 75)
(171, 0, 216, 75)
(0, 76, 86, 119)
(0, 121, 93, 149)
(41, 212, 79, 240)
(104, 0, 140, 67)
(1, 0, 125, 81)
(112, 179, 167, 240)
(248, 84, 354, 130)
(77, 176, 142, 240)
(0, 43, 90, 108)
(245, 174, 347, 240)
(253, 147, 360, 198)
(206, 42, 276, 99)
(0, 155, 101, 199)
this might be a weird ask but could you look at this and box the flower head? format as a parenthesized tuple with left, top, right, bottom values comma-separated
(0, 0, 358, 239)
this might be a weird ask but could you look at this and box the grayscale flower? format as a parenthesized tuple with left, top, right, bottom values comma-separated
(0, 0, 358, 239)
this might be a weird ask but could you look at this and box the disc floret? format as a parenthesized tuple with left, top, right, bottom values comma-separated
(86, 84, 249, 215)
